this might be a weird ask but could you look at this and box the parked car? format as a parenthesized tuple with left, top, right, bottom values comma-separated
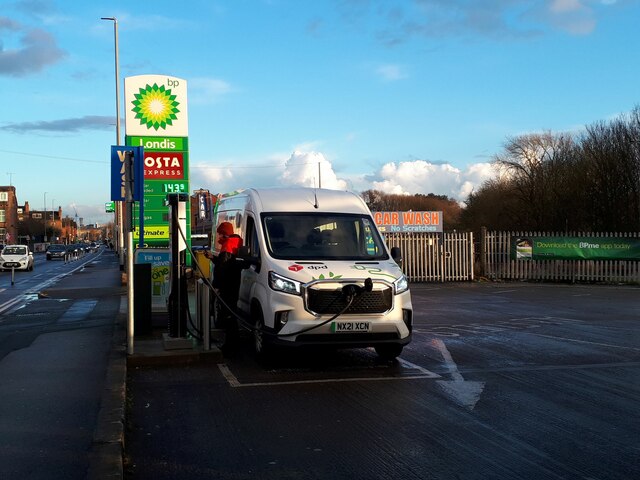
(46, 244, 68, 261)
(0, 244, 35, 271)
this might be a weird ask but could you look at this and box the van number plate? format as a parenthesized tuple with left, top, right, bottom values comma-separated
(331, 321, 371, 333)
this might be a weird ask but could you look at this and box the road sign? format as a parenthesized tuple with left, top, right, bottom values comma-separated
(110, 146, 144, 202)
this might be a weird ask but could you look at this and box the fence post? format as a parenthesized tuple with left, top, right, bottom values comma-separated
(469, 231, 475, 281)
(440, 232, 445, 283)
(479, 226, 487, 278)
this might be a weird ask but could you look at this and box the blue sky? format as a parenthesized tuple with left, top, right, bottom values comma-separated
(1, 0, 638, 224)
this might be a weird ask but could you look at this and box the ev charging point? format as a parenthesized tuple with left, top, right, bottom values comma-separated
(165, 192, 190, 344)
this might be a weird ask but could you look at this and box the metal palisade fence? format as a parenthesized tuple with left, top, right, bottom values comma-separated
(481, 230, 640, 283)
(382, 230, 640, 284)
(383, 232, 475, 282)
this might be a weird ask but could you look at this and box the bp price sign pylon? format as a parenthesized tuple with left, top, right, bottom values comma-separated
(124, 74, 190, 248)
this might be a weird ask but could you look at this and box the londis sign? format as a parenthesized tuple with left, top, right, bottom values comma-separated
(373, 211, 443, 233)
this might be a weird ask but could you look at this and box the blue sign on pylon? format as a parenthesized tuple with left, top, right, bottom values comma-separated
(110, 146, 144, 201)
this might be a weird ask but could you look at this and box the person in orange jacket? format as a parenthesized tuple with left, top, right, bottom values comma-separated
(206, 222, 243, 336)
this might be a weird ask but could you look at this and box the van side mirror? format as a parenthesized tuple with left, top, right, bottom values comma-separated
(237, 245, 261, 270)
(391, 246, 403, 268)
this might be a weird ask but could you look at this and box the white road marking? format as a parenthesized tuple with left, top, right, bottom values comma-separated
(218, 364, 241, 387)
(397, 358, 441, 377)
(217, 359, 440, 388)
(529, 332, 640, 352)
(0, 251, 105, 316)
(0, 295, 25, 315)
(431, 338, 486, 410)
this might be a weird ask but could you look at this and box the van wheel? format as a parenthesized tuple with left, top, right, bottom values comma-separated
(253, 307, 271, 359)
(374, 344, 403, 360)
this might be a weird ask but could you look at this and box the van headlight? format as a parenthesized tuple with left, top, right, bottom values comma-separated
(394, 274, 409, 294)
(269, 271, 302, 296)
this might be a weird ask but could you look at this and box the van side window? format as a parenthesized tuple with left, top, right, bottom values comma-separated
(246, 216, 260, 261)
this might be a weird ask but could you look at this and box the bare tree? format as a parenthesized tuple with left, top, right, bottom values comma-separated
(493, 131, 576, 230)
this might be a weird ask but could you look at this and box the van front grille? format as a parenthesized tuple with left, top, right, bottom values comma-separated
(305, 286, 392, 315)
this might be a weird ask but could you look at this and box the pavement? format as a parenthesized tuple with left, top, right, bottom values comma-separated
(90, 267, 222, 479)
(0, 249, 222, 480)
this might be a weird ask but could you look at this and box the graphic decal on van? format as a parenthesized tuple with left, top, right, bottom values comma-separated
(350, 264, 396, 280)
(312, 271, 343, 281)
(288, 264, 304, 272)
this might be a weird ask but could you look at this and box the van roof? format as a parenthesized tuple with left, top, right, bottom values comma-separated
(245, 188, 370, 214)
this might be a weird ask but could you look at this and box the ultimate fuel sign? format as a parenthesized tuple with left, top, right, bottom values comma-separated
(512, 236, 640, 261)
(124, 75, 190, 247)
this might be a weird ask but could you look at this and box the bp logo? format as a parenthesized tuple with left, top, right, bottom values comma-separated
(131, 83, 180, 131)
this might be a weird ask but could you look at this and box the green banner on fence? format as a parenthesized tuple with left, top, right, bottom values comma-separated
(512, 236, 640, 261)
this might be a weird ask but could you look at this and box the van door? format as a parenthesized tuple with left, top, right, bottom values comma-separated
(238, 215, 260, 314)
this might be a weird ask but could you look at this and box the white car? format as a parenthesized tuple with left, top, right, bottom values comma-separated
(0, 244, 35, 271)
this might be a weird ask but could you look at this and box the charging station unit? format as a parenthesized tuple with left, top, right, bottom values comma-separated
(166, 192, 189, 338)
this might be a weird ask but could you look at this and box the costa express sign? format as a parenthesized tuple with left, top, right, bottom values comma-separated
(143, 152, 184, 179)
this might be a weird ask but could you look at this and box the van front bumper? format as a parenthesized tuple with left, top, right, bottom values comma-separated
(270, 330, 412, 349)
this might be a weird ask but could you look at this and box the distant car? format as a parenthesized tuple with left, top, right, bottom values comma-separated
(0, 244, 35, 271)
(46, 244, 68, 261)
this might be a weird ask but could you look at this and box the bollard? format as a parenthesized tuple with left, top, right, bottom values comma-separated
(196, 279, 211, 350)
(11, 267, 15, 286)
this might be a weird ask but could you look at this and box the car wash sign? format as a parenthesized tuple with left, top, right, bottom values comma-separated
(373, 211, 443, 233)
(124, 75, 190, 247)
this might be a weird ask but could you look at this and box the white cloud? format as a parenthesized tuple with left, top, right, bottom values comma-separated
(189, 77, 234, 104)
(280, 150, 348, 190)
(190, 152, 495, 203)
(375, 64, 407, 82)
(550, 0, 584, 14)
(544, 0, 596, 35)
(369, 159, 495, 200)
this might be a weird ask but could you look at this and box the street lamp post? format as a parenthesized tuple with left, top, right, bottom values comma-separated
(101, 16, 125, 270)
(102, 16, 134, 355)
(52, 199, 56, 242)
(43, 191, 47, 243)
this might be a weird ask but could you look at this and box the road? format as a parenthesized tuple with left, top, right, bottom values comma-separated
(0, 248, 96, 315)
(126, 282, 640, 480)
(0, 246, 123, 479)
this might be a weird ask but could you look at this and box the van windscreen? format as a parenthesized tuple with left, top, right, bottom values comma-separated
(262, 213, 389, 261)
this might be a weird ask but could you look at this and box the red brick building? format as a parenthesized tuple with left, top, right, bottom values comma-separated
(0, 186, 19, 245)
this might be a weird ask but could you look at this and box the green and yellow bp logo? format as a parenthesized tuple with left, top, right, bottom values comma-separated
(131, 83, 180, 131)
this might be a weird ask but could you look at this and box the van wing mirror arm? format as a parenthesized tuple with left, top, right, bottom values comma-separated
(391, 246, 403, 268)
(237, 245, 261, 270)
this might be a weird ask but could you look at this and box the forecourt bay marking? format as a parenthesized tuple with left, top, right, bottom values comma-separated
(218, 359, 440, 388)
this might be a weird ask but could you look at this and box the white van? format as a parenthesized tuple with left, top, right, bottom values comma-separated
(210, 187, 412, 359)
